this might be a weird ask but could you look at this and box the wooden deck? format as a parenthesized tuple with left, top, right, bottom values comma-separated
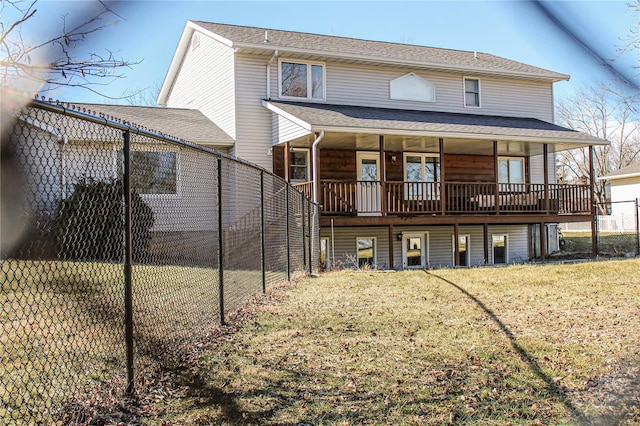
(294, 180, 592, 220)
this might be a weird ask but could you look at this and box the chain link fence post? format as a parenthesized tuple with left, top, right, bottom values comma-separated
(636, 198, 640, 256)
(123, 129, 135, 395)
(286, 185, 291, 282)
(217, 157, 225, 325)
(301, 191, 307, 271)
(260, 171, 266, 293)
(308, 197, 313, 275)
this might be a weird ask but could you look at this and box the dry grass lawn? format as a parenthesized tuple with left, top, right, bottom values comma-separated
(148, 259, 640, 425)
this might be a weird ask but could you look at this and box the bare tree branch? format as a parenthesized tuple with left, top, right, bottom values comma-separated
(1, 0, 140, 97)
(556, 83, 640, 214)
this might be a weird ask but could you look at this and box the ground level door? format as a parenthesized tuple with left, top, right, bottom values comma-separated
(356, 152, 381, 216)
(402, 233, 427, 269)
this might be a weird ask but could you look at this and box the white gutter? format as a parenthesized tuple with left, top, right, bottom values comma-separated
(266, 50, 279, 99)
(311, 130, 325, 203)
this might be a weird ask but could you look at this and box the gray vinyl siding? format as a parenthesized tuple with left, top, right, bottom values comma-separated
(269, 60, 554, 122)
(165, 32, 236, 140)
(235, 54, 274, 170)
(321, 224, 530, 270)
(319, 226, 390, 269)
(529, 152, 558, 185)
(272, 114, 311, 145)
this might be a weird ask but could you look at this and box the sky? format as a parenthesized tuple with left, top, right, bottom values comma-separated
(10, 0, 640, 105)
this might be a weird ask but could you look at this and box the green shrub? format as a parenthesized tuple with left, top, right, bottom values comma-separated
(53, 178, 154, 262)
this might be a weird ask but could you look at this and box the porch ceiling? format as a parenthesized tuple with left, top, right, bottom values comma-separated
(286, 133, 546, 156)
(264, 100, 608, 153)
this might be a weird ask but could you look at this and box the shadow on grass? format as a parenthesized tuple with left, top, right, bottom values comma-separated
(425, 271, 590, 425)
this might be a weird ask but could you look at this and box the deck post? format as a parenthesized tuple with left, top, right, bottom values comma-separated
(543, 144, 550, 213)
(493, 140, 500, 215)
(380, 135, 387, 216)
(439, 138, 446, 216)
(284, 142, 290, 182)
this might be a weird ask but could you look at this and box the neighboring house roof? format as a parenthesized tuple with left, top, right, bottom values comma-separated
(263, 100, 608, 148)
(599, 163, 640, 181)
(159, 21, 569, 103)
(66, 103, 234, 146)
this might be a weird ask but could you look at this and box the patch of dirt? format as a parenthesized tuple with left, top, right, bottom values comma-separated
(570, 358, 640, 425)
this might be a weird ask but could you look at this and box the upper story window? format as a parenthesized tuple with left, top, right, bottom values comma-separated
(390, 73, 435, 103)
(464, 77, 480, 107)
(289, 148, 310, 183)
(279, 60, 325, 100)
(498, 157, 525, 191)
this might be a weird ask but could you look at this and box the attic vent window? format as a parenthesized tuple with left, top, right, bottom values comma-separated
(191, 33, 200, 51)
(390, 73, 435, 103)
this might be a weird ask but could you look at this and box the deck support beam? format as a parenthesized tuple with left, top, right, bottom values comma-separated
(539, 222, 547, 261)
(454, 223, 460, 267)
(388, 224, 394, 269)
(483, 223, 489, 264)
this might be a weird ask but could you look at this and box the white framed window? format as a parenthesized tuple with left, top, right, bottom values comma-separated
(463, 77, 480, 107)
(452, 234, 470, 266)
(279, 60, 325, 101)
(492, 234, 508, 264)
(118, 148, 180, 196)
(356, 237, 376, 268)
(403, 153, 440, 200)
(390, 73, 435, 103)
(498, 157, 525, 191)
(289, 148, 310, 183)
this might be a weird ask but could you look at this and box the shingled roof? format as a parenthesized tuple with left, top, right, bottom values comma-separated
(600, 162, 640, 180)
(264, 100, 607, 146)
(68, 103, 233, 146)
(192, 21, 569, 81)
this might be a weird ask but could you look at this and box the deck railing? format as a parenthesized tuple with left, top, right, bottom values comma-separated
(317, 180, 592, 216)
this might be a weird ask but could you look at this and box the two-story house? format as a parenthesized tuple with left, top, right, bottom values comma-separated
(158, 21, 606, 269)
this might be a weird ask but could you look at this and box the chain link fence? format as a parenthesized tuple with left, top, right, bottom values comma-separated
(557, 200, 640, 257)
(1, 98, 319, 424)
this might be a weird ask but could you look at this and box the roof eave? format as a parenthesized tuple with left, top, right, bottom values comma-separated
(599, 171, 640, 181)
(235, 42, 570, 82)
(308, 124, 606, 146)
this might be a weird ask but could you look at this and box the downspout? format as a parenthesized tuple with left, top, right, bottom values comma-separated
(266, 50, 279, 99)
(312, 130, 325, 204)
